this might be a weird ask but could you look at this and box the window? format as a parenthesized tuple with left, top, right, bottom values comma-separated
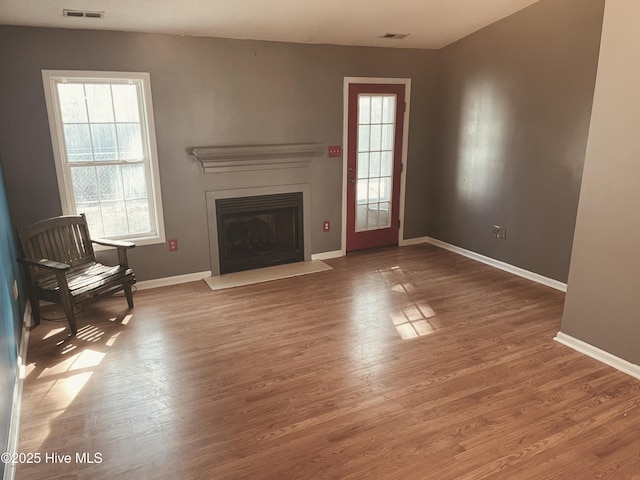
(42, 70, 165, 246)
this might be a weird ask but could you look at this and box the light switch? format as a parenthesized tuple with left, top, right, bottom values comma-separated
(327, 145, 342, 158)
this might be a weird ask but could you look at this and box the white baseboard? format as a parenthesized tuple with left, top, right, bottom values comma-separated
(555, 332, 640, 381)
(399, 236, 431, 247)
(401, 236, 567, 292)
(135, 271, 212, 291)
(4, 303, 32, 480)
(135, 257, 345, 290)
(311, 250, 343, 261)
(134, 237, 567, 293)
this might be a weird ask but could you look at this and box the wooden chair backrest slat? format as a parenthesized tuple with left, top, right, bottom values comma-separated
(18, 215, 96, 279)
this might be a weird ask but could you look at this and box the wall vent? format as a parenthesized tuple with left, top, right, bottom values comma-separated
(63, 9, 105, 19)
(381, 33, 409, 40)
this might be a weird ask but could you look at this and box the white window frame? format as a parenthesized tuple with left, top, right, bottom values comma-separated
(42, 70, 165, 247)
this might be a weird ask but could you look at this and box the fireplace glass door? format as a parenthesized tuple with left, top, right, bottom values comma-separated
(216, 193, 304, 274)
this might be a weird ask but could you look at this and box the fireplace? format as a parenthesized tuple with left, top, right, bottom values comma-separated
(194, 143, 321, 276)
(216, 192, 304, 274)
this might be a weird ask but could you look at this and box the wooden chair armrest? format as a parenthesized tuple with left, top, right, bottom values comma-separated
(92, 238, 136, 249)
(92, 238, 135, 269)
(18, 257, 71, 271)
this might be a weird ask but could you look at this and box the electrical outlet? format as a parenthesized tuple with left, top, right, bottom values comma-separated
(323, 221, 330, 232)
(492, 225, 507, 240)
(168, 238, 179, 252)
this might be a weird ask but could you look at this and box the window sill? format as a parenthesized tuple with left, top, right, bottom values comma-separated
(93, 234, 166, 251)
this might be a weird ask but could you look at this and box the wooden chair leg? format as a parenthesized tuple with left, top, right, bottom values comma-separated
(124, 285, 134, 309)
(60, 293, 78, 335)
(30, 297, 41, 326)
(23, 270, 41, 326)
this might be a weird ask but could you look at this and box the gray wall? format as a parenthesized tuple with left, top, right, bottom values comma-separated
(561, 0, 640, 365)
(0, 26, 438, 280)
(0, 0, 605, 284)
(428, 0, 604, 282)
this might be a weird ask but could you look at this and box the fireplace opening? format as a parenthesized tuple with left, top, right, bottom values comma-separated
(216, 192, 304, 274)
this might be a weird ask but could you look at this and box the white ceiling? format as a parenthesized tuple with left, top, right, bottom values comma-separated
(0, 0, 541, 49)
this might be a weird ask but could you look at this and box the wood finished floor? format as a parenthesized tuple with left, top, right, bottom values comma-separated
(16, 244, 640, 479)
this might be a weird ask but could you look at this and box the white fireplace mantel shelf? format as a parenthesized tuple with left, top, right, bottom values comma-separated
(190, 143, 325, 174)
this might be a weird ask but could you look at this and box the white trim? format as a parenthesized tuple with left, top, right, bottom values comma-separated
(407, 236, 567, 292)
(341, 77, 411, 255)
(555, 332, 640, 381)
(311, 250, 343, 261)
(399, 236, 431, 247)
(4, 304, 32, 480)
(190, 143, 324, 173)
(135, 271, 212, 291)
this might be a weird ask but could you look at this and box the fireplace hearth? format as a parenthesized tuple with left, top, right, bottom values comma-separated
(216, 192, 304, 274)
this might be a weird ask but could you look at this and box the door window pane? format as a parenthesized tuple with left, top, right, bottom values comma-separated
(371, 96, 383, 123)
(358, 96, 371, 125)
(381, 152, 393, 177)
(368, 178, 380, 203)
(378, 203, 390, 226)
(367, 206, 379, 227)
(358, 125, 370, 152)
(357, 179, 368, 205)
(357, 153, 369, 179)
(356, 205, 368, 230)
(369, 152, 381, 177)
(369, 124, 382, 151)
(382, 97, 395, 123)
(380, 177, 392, 203)
(381, 124, 394, 151)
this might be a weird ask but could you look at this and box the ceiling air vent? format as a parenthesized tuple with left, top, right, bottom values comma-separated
(63, 9, 105, 19)
(381, 33, 409, 40)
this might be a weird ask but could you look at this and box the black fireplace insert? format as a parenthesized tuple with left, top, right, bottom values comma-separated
(216, 192, 304, 274)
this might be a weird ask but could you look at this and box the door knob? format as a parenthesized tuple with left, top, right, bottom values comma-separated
(348, 167, 355, 172)
(348, 178, 356, 184)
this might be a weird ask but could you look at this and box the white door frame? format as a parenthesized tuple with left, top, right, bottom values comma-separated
(341, 77, 412, 255)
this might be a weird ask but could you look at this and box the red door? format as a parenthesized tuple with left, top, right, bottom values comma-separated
(346, 83, 405, 252)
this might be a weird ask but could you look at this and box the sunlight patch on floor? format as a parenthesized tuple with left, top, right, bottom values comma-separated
(380, 266, 438, 340)
(42, 327, 67, 340)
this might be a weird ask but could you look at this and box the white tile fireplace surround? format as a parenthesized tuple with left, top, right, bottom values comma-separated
(190, 143, 324, 276)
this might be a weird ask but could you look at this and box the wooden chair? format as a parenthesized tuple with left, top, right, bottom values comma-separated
(17, 214, 136, 335)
